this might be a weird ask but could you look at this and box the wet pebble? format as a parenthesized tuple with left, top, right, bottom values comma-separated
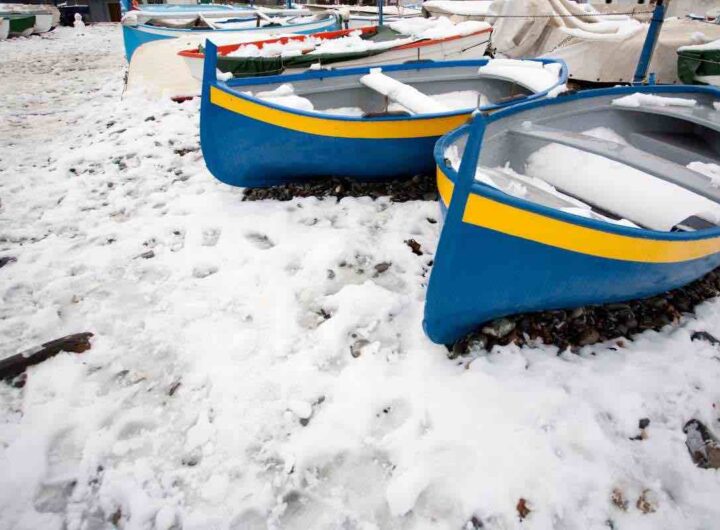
(242, 174, 437, 202)
(451, 268, 720, 354)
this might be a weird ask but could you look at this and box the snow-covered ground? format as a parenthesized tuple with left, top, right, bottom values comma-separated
(2, 25, 720, 530)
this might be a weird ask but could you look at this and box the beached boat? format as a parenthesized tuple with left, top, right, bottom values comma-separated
(200, 42, 567, 187)
(425, 85, 720, 344)
(121, 10, 341, 61)
(678, 39, 720, 86)
(5, 14, 35, 36)
(180, 20, 493, 80)
(0, 4, 56, 35)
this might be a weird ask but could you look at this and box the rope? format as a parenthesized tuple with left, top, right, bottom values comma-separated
(676, 51, 720, 67)
(484, 10, 655, 18)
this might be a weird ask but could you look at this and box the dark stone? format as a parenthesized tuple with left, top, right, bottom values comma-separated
(639, 418, 650, 429)
(404, 239, 423, 256)
(0, 256, 17, 269)
(374, 262, 391, 274)
(691, 331, 720, 346)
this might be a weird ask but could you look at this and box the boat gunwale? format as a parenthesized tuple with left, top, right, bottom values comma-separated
(178, 24, 493, 59)
(178, 25, 376, 59)
(210, 58, 568, 122)
(433, 84, 720, 244)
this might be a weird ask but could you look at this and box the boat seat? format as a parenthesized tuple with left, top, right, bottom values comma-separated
(508, 123, 720, 204)
(611, 104, 720, 136)
(627, 132, 718, 167)
(359, 70, 448, 115)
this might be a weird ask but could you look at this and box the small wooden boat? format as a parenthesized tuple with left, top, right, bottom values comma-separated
(425, 85, 720, 344)
(200, 41, 566, 187)
(179, 22, 493, 80)
(121, 10, 341, 62)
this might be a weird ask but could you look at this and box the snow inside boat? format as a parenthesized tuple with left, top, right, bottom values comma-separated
(121, 10, 341, 62)
(200, 42, 567, 188)
(425, 85, 720, 344)
(179, 19, 493, 80)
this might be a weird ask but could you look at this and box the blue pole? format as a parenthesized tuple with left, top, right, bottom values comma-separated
(286, 0, 291, 10)
(632, 0, 667, 85)
(378, 0, 383, 26)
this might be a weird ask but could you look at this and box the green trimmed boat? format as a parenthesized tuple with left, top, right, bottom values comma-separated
(6, 14, 35, 36)
(678, 39, 720, 87)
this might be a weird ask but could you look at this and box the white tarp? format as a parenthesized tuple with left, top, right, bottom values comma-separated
(487, 0, 720, 83)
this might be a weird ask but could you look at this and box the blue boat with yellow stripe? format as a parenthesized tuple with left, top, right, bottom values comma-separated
(425, 85, 720, 345)
(200, 41, 567, 188)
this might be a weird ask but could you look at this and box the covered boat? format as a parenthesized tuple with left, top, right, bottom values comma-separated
(425, 85, 720, 344)
(489, 0, 720, 84)
(179, 20, 493, 80)
(678, 39, 720, 86)
(199, 41, 567, 187)
(121, 10, 341, 62)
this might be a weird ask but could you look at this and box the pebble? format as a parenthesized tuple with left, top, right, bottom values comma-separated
(242, 174, 438, 202)
(452, 268, 720, 353)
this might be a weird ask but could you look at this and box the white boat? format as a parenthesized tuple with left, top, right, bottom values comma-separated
(121, 10, 342, 61)
(180, 18, 493, 81)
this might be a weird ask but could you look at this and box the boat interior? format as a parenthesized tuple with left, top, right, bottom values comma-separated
(229, 64, 538, 117)
(447, 92, 720, 232)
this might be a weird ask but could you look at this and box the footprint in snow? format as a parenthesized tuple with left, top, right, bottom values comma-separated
(245, 232, 274, 250)
(201, 227, 221, 247)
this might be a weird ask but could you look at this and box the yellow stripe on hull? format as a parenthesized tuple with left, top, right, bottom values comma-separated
(210, 86, 469, 139)
(436, 169, 720, 264)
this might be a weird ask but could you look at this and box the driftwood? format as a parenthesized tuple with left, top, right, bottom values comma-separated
(0, 332, 94, 382)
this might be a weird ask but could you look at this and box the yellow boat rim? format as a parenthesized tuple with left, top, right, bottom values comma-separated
(436, 169, 720, 264)
(210, 85, 470, 140)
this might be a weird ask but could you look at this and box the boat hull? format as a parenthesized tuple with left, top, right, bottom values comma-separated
(424, 85, 720, 344)
(122, 14, 341, 62)
(200, 53, 566, 188)
(7, 14, 34, 36)
(183, 26, 492, 81)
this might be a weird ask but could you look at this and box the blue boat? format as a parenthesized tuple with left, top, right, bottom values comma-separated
(200, 40, 567, 188)
(121, 7, 340, 62)
(425, 84, 720, 344)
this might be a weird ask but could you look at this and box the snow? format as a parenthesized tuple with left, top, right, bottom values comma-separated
(478, 59, 564, 93)
(222, 17, 489, 60)
(612, 93, 698, 109)
(524, 127, 720, 231)
(422, 0, 493, 17)
(360, 68, 449, 115)
(3, 24, 720, 530)
(689, 161, 720, 187)
(715, 102, 720, 111)
(252, 84, 315, 112)
(678, 37, 720, 52)
(388, 16, 491, 39)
